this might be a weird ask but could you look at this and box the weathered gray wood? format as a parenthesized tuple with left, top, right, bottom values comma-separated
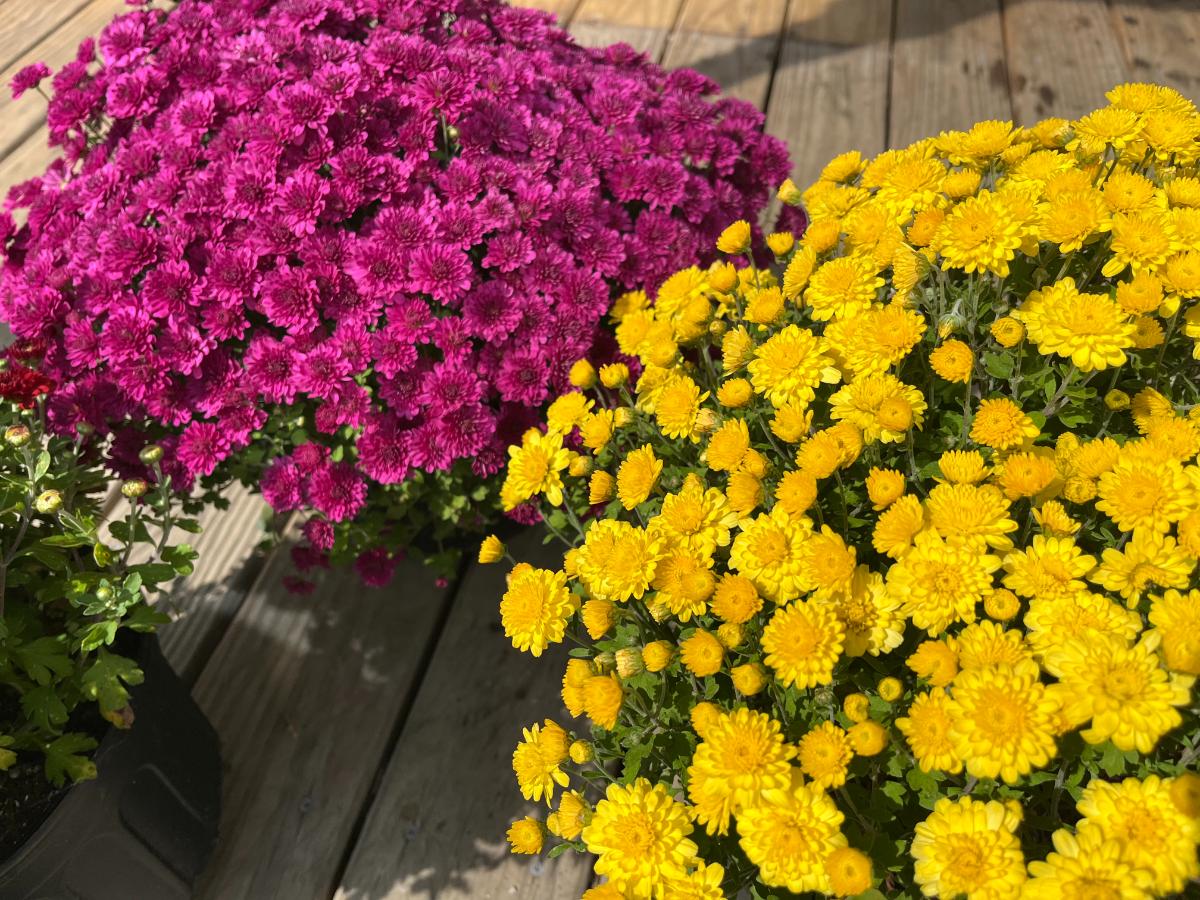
(334, 528, 593, 900)
(765, 0, 894, 190)
(518, 0, 581, 24)
(0, 0, 131, 163)
(570, 0, 685, 60)
(661, 0, 787, 107)
(1108, 0, 1200, 105)
(192, 543, 453, 900)
(1003, 0, 1128, 123)
(0, 123, 55, 193)
(157, 485, 272, 685)
(890, 0, 1013, 148)
(0, 0, 89, 75)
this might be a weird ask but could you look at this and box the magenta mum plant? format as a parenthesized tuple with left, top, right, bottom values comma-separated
(1, 0, 790, 585)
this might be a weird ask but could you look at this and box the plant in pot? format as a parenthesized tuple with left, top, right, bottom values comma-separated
(0, 0, 793, 591)
(0, 348, 219, 900)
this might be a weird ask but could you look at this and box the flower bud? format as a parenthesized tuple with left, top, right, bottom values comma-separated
(588, 471, 615, 505)
(984, 588, 1021, 621)
(1105, 389, 1131, 411)
(569, 359, 597, 389)
(708, 319, 728, 339)
(568, 455, 592, 478)
(848, 721, 889, 756)
(1171, 772, 1200, 817)
(568, 740, 593, 765)
(612, 407, 634, 428)
(615, 647, 644, 679)
(878, 676, 903, 702)
(593, 651, 616, 673)
(694, 408, 720, 435)
(843, 692, 870, 723)
(716, 623, 743, 649)
(690, 701, 722, 739)
(445, 124, 460, 142)
(716, 220, 752, 256)
(478, 534, 505, 564)
(138, 444, 164, 465)
(4, 425, 30, 447)
(766, 231, 795, 257)
(777, 178, 803, 206)
(121, 479, 149, 499)
(641, 640, 674, 672)
(731, 662, 766, 695)
(34, 490, 62, 514)
(599, 364, 629, 389)
(937, 313, 966, 338)
(95, 585, 114, 603)
(74, 422, 94, 437)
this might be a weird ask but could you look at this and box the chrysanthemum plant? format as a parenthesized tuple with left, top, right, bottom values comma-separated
(1, 0, 789, 588)
(493, 84, 1200, 899)
(0, 348, 198, 787)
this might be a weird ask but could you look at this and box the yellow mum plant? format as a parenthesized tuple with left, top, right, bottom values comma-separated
(497, 83, 1200, 899)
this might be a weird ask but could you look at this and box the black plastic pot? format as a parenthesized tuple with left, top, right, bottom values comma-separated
(0, 635, 221, 899)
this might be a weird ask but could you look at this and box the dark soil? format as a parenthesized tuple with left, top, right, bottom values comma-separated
(0, 692, 107, 863)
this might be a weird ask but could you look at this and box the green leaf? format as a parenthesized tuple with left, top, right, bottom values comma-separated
(129, 563, 176, 587)
(25, 544, 67, 571)
(12, 636, 72, 685)
(39, 534, 91, 548)
(21, 685, 68, 731)
(93, 541, 114, 568)
(33, 450, 51, 482)
(0, 735, 16, 771)
(622, 738, 652, 783)
(163, 543, 198, 576)
(1099, 743, 1128, 778)
(173, 517, 203, 534)
(546, 842, 573, 859)
(81, 650, 144, 714)
(982, 352, 1014, 379)
(123, 605, 171, 632)
(882, 780, 907, 804)
(44, 733, 98, 787)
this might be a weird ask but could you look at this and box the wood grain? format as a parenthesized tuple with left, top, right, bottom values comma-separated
(889, 0, 1013, 148)
(334, 529, 592, 900)
(516, 0, 581, 23)
(0, 0, 131, 162)
(0, 0, 88, 74)
(661, 0, 787, 107)
(1108, 0, 1200, 105)
(1003, 0, 1128, 123)
(765, 0, 894, 190)
(191, 546, 453, 900)
(570, 0, 685, 60)
(157, 485, 271, 686)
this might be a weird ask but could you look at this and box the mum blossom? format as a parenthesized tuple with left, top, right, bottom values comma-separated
(0, 0, 790, 585)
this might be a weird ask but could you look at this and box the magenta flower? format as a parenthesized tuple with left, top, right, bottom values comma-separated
(11, 62, 51, 100)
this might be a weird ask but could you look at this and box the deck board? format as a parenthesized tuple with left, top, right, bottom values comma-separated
(190, 546, 453, 900)
(1107, 0, 1200, 104)
(334, 529, 592, 900)
(889, 0, 1013, 148)
(1003, 0, 1129, 122)
(0, 0, 89, 74)
(569, 0, 685, 59)
(765, 0, 895, 193)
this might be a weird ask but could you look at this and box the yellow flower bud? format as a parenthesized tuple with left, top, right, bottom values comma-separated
(615, 647, 645, 678)
(708, 319, 728, 339)
(843, 692, 870, 723)
(34, 490, 62, 514)
(589, 471, 615, 504)
(506, 817, 545, 855)
(4, 425, 31, 447)
(138, 444, 164, 465)
(716, 378, 753, 409)
(1105, 389, 1131, 410)
(731, 662, 767, 696)
(848, 721, 888, 756)
(568, 359, 597, 389)
(990, 316, 1025, 348)
(120, 479, 148, 499)
(568, 740, 594, 765)
(777, 178, 803, 206)
(477, 534, 505, 564)
(642, 640, 674, 672)
(568, 454, 592, 478)
(612, 407, 634, 428)
(766, 231, 795, 257)
(1171, 773, 1200, 818)
(716, 622, 743, 649)
(680, 630, 724, 677)
(740, 448, 769, 479)
(826, 846, 873, 897)
(708, 262, 738, 293)
(878, 676, 903, 702)
(716, 219, 752, 255)
(984, 588, 1021, 621)
(599, 363, 629, 388)
(690, 701, 722, 739)
(581, 599, 615, 640)
(593, 651, 616, 673)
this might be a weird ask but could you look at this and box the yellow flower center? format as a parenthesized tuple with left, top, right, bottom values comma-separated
(1102, 663, 1147, 701)
(614, 813, 658, 856)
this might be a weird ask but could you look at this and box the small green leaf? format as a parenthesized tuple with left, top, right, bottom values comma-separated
(33, 450, 51, 482)
(21, 685, 69, 732)
(12, 636, 72, 685)
(44, 733, 98, 787)
(81, 650, 144, 714)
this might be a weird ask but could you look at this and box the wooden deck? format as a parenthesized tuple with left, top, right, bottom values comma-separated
(2, 0, 1199, 897)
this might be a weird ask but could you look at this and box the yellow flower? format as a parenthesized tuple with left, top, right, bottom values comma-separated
(796, 429, 848, 478)
(938, 449, 989, 484)
(650, 474, 737, 559)
(955, 620, 1033, 672)
(926, 482, 1019, 551)
(730, 662, 767, 696)
(872, 494, 926, 559)
(1039, 188, 1110, 252)
(1044, 636, 1193, 753)
(588, 470, 615, 504)
(1102, 211, 1178, 278)
(796, 525, 857, 599)
(1076, 776, 1200, 895)
(990, 316, 1025, 348)
(865, 467, 905, 509)
(761, 599, 845, 689)
(769, 399, 814, 443)
(706, 418, 750, 473)
(616, 444, 662, 510)
(506, 816, 545, 855)
(826, 846, 874, 897)
(995, 450, 1057, 500)
(805, 255, 884, 321)
(984, 588, 1021, 621)
(766, 231, 795, 258)
(726, 470, 764, 518)
(830, 566, 905, 657)
(652, 376, 708, 442)
(1096, 456, 1190, 533)
(729, 507, 808, 603)
(679, 630, 724, 677)
(547, 790, 587, 841)
(664, 860, 726, 900)
(709, 574, 762, 624)
(932, 189, 1034, 278)
(1016, 277, 1135, 370)
(745, 285, 784, 325)
(583, 778, 698, 896)
(949, 664, 1058, 784)
(500, 567, 574, 657)
(512, 720, 571, 804)
(970, 397, 1039, 449)
(929, 339, 975, 383)
(687, 708, 795, 836)
(910, 797, 1026, 899)
(581, 599, 615, 640)
(577, 519, 662, 602)
(1023, 591, 1143, 662)
(716, 219, 752, 255)
(599, 362, 630, 388)
(546, 391, 594, 434)
(897, 687, 963, 774)
(782, 246, 818, 299)
(737, 772, 848, 895)
(748, 324, 840, 408)
(887, 530, 1001, 636)
(1149, 589, 1200, 675)
(1171, 772, 1200, 817)
(568, 358, 597, 388)
(878, 676, 904, 702)
(580, 409, 615, 453)
(1024, 825, 1149, 900)
(843, 693, 870, 723)
(690, 701, 722, 739)
(774, 469, 818, 519)
(848, 721, 888, 757)
(1002, 534, 1094, 601)
(716, 377, 752, 408)
(501, 429, 571, 509)
(583, 674, 624, 730)
(478, 534, 505, 564)
(1033, 499, 1080, 536)
(561, 658, 591, 717)
(642, 640, 673, 673)
(1116, 271, 1165, 314)
(798, 721, 854, 788)
(829, 373, 926, 444)
(907, 639, 959, 687)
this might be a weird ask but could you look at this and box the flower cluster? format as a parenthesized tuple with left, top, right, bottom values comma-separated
(0, 0, 788, 585)
(495, 84, 1200, 898)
